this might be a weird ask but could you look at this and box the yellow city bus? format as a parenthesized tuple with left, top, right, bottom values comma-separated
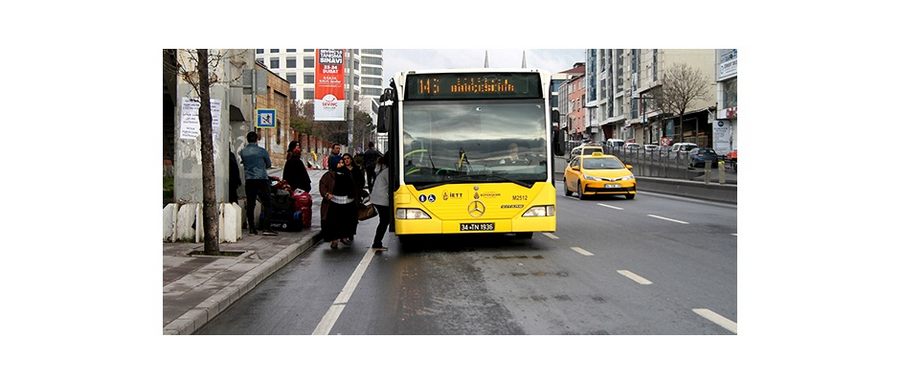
(376, 69, 566, 240)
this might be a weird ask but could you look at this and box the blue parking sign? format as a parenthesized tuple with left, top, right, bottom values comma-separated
(256, 109, 276, 129)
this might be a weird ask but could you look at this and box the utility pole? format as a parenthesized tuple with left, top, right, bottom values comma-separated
(347, 49, 355, 152)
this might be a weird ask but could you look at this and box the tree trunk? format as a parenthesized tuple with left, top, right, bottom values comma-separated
(197, 49, 220, 255)
(678, 113, 684, 143)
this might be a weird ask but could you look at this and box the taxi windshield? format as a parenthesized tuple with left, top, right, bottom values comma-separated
(582, 157, 624, 170)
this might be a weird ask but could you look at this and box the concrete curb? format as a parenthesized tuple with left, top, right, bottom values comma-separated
(553, 172, 737, 205)
(163, 230, 322, 335)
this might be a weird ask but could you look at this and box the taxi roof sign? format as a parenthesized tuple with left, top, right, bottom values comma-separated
(591, 152, 604, 157)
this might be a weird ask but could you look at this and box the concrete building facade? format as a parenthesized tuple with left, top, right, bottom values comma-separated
(715, 49, 737, 151)
(593, 49, 717, 146)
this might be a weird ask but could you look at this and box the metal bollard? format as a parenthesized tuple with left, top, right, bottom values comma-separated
(718, 160, 726, 184)
(704, 160, 711, 184)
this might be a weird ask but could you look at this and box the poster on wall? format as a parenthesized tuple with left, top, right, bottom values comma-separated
(314, 49, 346, 121)
(713, 120, 733, 154)
(180, 98, 222, 141)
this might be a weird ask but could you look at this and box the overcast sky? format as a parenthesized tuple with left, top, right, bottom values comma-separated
(382, 49, 585, 85)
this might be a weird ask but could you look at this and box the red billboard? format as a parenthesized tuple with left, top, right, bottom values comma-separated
(314, 49, 346, 121)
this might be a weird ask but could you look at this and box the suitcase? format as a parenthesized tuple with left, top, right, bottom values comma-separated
(299, 206, 312, 229)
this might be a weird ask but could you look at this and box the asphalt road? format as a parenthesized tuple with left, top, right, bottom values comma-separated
(197, 182, 737, 335)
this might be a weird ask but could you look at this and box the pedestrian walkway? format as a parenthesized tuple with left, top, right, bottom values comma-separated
(163, 169, 326, 335)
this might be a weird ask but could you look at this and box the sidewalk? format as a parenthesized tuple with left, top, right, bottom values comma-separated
(163, 168, 326, 335)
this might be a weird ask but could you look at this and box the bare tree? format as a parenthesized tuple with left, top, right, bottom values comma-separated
(163, 49, 250, 254)
(648, 63, 710, 143)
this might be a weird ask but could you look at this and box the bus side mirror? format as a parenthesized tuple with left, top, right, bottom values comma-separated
(551, 110, 564, 156)
(376, 105, 389, 133)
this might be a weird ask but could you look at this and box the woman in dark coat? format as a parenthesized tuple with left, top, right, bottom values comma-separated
(342, 153, 364, 240)
(320, 154, 359, 249)
(283, 147, 311, 192)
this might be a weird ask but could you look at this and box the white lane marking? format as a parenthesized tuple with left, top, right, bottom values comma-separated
(597, 203, 623, 210)
(542, 233, 559, 240)
(312, 248, 376, 335)
(565, 196, 580, 201)
(617, 270, 653, 285)
(693, 308, 737, 334)
(731, 233, 737, 237)
(647, 214, 689, 224)
(571, 247, 594, 256)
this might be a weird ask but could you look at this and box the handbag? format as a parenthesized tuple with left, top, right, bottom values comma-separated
(358, 203, 377, 221)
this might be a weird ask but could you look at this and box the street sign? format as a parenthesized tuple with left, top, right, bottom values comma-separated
(256, 109, 276, 129)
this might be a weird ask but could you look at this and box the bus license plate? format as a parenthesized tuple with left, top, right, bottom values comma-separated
(605, 184, 620, 188)
(460, 223, 495, 231)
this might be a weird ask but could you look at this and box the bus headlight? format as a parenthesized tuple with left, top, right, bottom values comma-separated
(522, 205, 555, 217)
(396, 208, 431, 220)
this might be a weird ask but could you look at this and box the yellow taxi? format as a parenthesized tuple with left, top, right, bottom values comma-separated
(563, 153, 636, 200)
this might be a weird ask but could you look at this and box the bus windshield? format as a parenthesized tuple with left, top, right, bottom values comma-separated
(402, 99, 547, 188)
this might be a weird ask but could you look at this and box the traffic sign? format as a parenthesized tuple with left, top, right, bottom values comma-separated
(256, 109, 276, 129)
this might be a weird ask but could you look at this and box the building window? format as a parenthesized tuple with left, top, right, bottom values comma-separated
(291, 89, 297, 100)
(304, 49, 314, 52)
(631, 49, 640, 89)
(362, 77, 382, 86)
(631, 97, 638, 119)
(271, 49, 279, 53)
(616, 96, 623, 117)
(286, 58, 296, 68)
(304, 57, 314, 68)
(303, 89, 314, 100)
(362, 87, 382, 96)
(652, 49, 658, 82)
(616, 49, 624, 93)
(722, 78, 737, 108)
(354, 59, 359, 70)
(270, 58, 279, 69)
(362, 49, 382, 55)
(286, 73, 296, 84)
(256, 49, 263, 54)
(362, 67, 382, 76)
(304, 72, 314, 84)
(287, 49, 296, 53)
(362, 56, 382, 65)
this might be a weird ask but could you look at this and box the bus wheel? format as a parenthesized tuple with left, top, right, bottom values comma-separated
(515, 232, 534, 239)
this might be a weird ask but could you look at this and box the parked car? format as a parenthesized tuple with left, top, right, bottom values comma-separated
(563, 152, 636, 200)
(605, 139, 625, 149)
(670, 142, 698, 158)
(623, 143, 641, 152)
(569, 144, 604, 160)
(688, 148, 719, 168)
(643, 144, 659, 152)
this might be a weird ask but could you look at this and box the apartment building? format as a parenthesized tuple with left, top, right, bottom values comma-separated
(593, 49, 716, 146)
(255, 49, 384, 122)
(715, 49, 737, 151)
(555, 63, 586, 150)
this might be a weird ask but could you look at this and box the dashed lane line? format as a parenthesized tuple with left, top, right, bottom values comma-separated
(571, 247, 594, 256)
(597, 203, 623, 210)
(647, 214, 690, 224)
(693, 308, 737, 334)
(312, 247, 376, 335)
(542, 233, 560, 240)
(617, 270, 653, 285)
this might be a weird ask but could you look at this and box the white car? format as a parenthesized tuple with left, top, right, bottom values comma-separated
(670, 142, 698, 157)
(623, 143, 641, 152)
(643, 144, 659, 152)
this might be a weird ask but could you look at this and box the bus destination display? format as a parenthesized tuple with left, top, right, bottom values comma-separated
(406, 73, 542, 100)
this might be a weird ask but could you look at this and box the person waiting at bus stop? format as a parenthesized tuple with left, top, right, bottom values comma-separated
(319, 154, 359, 249)
(283, 141, 311, 193)
(369, 153, 391, 252)
(239, 131, 276, 236)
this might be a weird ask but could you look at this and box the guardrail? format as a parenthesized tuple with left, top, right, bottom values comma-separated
(602, 147, 737, 185)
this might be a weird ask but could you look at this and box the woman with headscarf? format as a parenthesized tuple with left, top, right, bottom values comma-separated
(319, 153, 359, 249)
(283, 141, 311, 193)
(342, 153, 364, 241)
